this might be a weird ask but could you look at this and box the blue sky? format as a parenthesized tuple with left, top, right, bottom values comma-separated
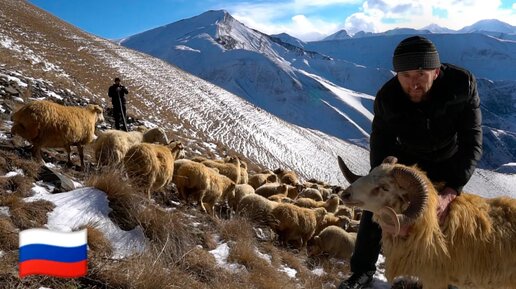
(29, 0, 516, 41)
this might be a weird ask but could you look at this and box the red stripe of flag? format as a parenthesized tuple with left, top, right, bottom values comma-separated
(19, 259, 87, 278)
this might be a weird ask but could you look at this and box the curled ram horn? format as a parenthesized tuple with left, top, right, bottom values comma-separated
(392, 166, 429, 226)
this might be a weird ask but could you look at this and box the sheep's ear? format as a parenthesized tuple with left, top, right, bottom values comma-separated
(93, 104, 104, 113)
(382, 156, 398, 164)
(377, 206, 401, 237)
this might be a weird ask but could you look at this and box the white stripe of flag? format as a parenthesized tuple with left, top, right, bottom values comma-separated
(19, 229, 87, 247)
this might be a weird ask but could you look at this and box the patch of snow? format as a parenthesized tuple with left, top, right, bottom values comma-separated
(209, 242, 246, 272)
(4, 169, 24, 177)
(279, 264, 297, 278)
(25, 187, 147, 258)
(0, 206, 10, 217)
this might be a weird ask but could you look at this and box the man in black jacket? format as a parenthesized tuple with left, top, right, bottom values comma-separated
(108, 77, 129, 131)
(339, 36, 482, 289)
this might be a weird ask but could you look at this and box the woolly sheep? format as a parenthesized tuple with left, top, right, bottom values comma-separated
(294, 195, 340, 213)
(270, 203, 326, 248)
(93, 127, 170, 166)
(227, 183, 255, 211)
(248, 172, 278, 189)
(237, 193, 278, 225)
(255, 183, 289, 199)
(201, 156, 241, 184)
(238, 159, 249, 184)
(273, 168, 300, 186)
(173, 160, 236, 217)
(142, 127, 169, 144)
(316, 212, 352, 235)
(124, 141, 184, 199)
(338, 155, 516, 289)
(309, 225, 356, 260)
(93, 129, 143, 166)
(334, 204, 355, 220)
(11, 100, 104, 168)
(297, 187, 323, 202)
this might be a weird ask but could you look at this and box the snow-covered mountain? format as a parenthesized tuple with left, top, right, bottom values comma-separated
(121, 10, 516, 171)
(420, 24, 456, 34)
(323, 29, 351, 41)
(121, 10, 394, 145)
(459, 19, 516, 34)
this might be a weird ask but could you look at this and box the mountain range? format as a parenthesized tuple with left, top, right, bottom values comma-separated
(120, 10, 516, 172)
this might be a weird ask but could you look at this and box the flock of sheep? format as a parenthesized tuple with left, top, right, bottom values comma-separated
(9, 99, 360, 260)
(13, 99, 514, 289)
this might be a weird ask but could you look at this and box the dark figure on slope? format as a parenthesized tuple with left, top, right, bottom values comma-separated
(339, 36, 482, 289)
(108, 77, 129, 131)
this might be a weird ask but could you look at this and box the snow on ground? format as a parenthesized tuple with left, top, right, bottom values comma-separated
(26, 186, 147, 258)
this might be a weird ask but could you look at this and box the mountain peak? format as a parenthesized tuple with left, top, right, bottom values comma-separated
(323, 29, 350, 41)
(420, 23, 456, 33)
(460, 19, 516, 34)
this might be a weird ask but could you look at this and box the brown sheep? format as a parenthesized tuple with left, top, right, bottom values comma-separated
(227, 183, 255, 211)
(294, 194, 340, 213)
(237, 194, 278, 225)
(297, 187, 323, 201)
(338, 155, 516, 289)
(238, 159, 249, 184)
(93, 127, 169, 167)
(270, 203, 327, 248)
(309, 225, 356, 259)
(273, 168, 300, 186)
(11, 100, 104, 168)
(124, 141, 184, 199)
(255, 183, 289, 199)
(173, 160, 236, 217)
(315, 213, 352, 235)
(201, 156, 241, 184)
(334, 204, 355, 220)
(248, 172, 278, 189)
(142, 127, 169, 144)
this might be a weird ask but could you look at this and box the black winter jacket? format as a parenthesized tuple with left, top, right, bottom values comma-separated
(370, 64, 482, 193)
(108, 84, 129, 106)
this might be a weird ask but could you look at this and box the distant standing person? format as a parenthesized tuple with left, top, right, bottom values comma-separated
(108, 77, 129, 131)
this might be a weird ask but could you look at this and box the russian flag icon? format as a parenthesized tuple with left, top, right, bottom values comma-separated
(19, 228, 88, 278)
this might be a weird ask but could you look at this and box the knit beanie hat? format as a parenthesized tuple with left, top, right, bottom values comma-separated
(392, 36, 441, 72)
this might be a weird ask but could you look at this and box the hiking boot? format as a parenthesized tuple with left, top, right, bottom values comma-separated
(338, 271, 375, 289)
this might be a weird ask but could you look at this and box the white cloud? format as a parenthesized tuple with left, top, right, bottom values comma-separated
(227, 2, 342, 41)
(215, 0, 516, 40)
(344, 0, 516, 34)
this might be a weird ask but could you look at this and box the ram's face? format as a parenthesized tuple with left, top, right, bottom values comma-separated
(339, 164, 407, 213)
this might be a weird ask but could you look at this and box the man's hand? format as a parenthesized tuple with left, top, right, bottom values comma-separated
(437, 187, 458, 226)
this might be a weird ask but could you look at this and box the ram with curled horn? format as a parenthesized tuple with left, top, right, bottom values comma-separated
(336, 155, 516, 289)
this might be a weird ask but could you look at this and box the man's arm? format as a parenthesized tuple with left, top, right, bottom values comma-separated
(445, 74, 483, 192)
(370, 94, 397, 169)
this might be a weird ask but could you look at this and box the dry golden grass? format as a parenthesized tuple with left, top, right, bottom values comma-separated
(0, 217, 18, 251)
(0, 148, 42, 197)
(0, 194, 54, 230)
(82, 224, 113, 258)
(86, 169, 142, 230)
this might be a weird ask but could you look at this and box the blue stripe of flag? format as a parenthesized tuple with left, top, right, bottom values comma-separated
(19, 244, 87, 263)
